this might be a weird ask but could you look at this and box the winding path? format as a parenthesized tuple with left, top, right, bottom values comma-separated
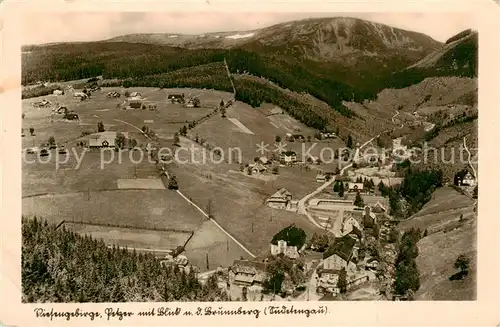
(463, 136, 477, 179)
(296, 132, 383, 230)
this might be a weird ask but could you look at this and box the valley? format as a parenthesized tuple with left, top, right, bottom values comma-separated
(20, 16, 478, 303)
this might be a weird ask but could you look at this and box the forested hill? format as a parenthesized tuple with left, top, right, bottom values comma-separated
(21, 217, 228, 302)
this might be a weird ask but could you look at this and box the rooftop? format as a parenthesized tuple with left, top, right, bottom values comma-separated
(323, 235, 356, 261)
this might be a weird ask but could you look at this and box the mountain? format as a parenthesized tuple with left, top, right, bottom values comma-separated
(106, 17, 442, 67)
(22, 18, 476, 139)
(386, 29, 478, 89)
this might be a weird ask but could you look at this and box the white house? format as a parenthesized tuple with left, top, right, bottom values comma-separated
(280, 151, 297, 165)
(53, 90, 63, 96)
(347, 183, 364, 193)
(270, 240, 300, 259)
(88, 131, 119, 148)
(462, 172, 476, 186)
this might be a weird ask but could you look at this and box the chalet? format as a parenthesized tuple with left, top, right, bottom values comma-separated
(250, 162, 267, 174)
(341, 215, 362, 236)
(322, 235, 357, 273)
(462, 171, 476, 186)
(316, 174, 326, 183)
(129, 92, 142, 98)
(371, 201, 387, 213)
(168, 93, 185, 103)
(280, 151, 297, 165)
(347, 183, 364, 194)
(270, 240, 300, 259)
(89, 131, 118, 148)
(266, 188, 292, 210)
(53, 90, 63, 96)
(228, 260, 268, 286)
(454, 169, 476, 186)
(73, 92, 88, 100)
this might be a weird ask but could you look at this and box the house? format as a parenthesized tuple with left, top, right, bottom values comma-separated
(293, 134, 305, 142)
(64, 113, 79, 120)
(322, 235, 357, 273)
(250, 162, 267, 174)
(347, 183, 364, 194)
(73, 92, 88, 100)
(228, 260, 268, 286)
(129, 92, 142, 98)
(270, 240, 300, 259)
(280, 151, 297, 165)
(341, 214, 362, 236)
(462, 171, 476, 186)
(321, 132, 336, 139)
(88, 131, 118, 148)
(53, 90, 63, 96)
(371, 201, 387, 213)
(168, 93, 185, 103)
(266, 188, 292, 209)
(259, 157, 270, 165)
(363, 206, 377, 228)
(128, 99, 143, 109)
(316, 174, 326, 183)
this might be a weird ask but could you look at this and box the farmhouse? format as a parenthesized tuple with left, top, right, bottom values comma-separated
(53, 90, 63, 96)
(266, 188, 292, 210)
(250, 163, 267, 174)
(73, 92, 88, 100)
(280, 151, 297, 165)
(127, 99, 143, 109)
(347, 183, 364, 194)
(168, 93, 185, 103)
(322, 235, 357, 272)
(259, 157, 270, 165)
(228, 260, 267, 286)
(89, 131, 118, 148)
(462, 171, 476, 186)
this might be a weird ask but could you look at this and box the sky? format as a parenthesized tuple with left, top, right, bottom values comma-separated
(22, 12, 478, 45)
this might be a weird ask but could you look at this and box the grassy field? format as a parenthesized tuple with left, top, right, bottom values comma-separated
(64, 222, 192, 250)
(170, 160, 323, 255)
(398, 186, 476, 300)
(22, 189, 206, 231)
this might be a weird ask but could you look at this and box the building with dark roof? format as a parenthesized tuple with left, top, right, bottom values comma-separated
(322, 235, 357, 272)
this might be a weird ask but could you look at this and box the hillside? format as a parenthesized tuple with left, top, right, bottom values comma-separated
(398, 187, 476, 300)
(106, 17, 442, 65)
(22, 18, 477, 138)
(387, 30, 478, 89)
(21, 217, 228, 302)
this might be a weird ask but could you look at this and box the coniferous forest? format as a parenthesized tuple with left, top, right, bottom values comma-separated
(22, 217, 228, 303)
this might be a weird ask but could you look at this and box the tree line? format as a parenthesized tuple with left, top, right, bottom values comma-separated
(22, 217, 227, 302)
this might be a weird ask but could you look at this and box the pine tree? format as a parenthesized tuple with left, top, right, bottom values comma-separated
(354, 191, 364, 207)
(338, 182, 345, 198)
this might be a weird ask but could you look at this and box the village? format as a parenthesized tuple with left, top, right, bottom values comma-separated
(21, 79, 478, 302)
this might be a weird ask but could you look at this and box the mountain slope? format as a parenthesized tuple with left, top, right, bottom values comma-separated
(399, 187, 476, 300)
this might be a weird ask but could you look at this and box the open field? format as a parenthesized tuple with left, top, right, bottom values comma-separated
(64, 222, 192, 250)
(189, 100, 344, 164)
(170, 161, 323, 255)
(22, 87, 230, 149)
(22, 189, 205, 231)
